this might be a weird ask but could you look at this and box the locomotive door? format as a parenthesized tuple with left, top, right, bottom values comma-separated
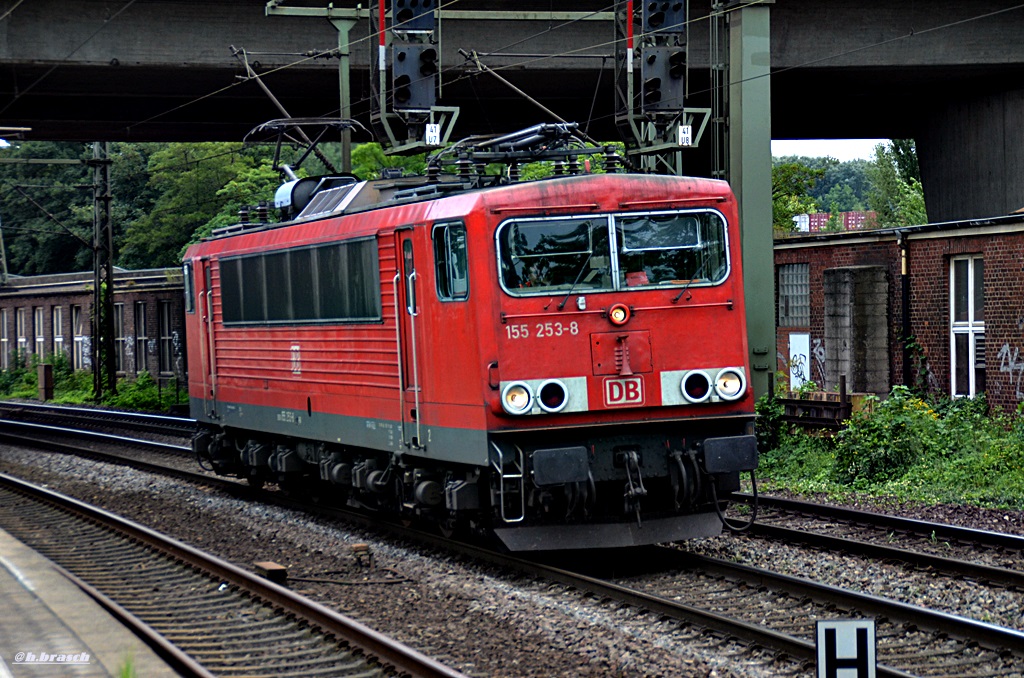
(195, 258, 218, 418)
(394, 234, 423, 449)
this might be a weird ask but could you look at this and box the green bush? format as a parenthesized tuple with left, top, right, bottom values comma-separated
(102, 371, 187, 412)
(833, 386, 943, 485)
(758, 431, 836, 493)
(755, 393, 785, 454)
(757, 385, 1024, 509)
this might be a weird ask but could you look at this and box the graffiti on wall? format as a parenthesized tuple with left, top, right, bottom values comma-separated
(811, 338, 827, 385)
(998, 342, 1024, 400)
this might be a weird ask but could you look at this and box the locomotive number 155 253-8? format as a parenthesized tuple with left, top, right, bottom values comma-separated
(505, 321, 580, 340)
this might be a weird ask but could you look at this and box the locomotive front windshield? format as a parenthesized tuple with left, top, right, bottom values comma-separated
(498, 210, 728, 294)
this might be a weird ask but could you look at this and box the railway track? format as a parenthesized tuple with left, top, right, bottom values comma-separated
(0, 471, 464, 678)
(3, 403, 1024, 675)
(729, 492, 1024, 588)
(0, 400, 196, 438)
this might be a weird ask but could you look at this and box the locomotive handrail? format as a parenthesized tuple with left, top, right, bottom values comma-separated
(392, 273, 407, 448)
(499, 300, 733, 322)
(490, 203, 600, 215)
(619, 196, 727, 208)
(407, 270, 423, 449)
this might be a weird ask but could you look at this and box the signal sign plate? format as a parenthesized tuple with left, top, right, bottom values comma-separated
(604, 376, 645, 407)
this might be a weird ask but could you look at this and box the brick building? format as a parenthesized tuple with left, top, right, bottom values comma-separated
(0, 268, 186, 380)
(774, 213, 1024, 413)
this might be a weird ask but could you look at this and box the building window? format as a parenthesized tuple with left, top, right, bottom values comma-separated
(950, 256, 985, 397)
(72, 305, 85, 370)
(52, 306, 64, 358)
(778, 263, 810, 327)
(158, 301, 174, 375)
(16, 308, 27, 355)
(114, 303, 125, 373)
(33, 306, 45, 357)
(0, 309, 8, 370)
(135, 302, 148, 374)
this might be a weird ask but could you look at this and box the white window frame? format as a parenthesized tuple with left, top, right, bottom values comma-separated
(16, 308, 27, 355)
(72, 305, 85, 370)
(135, 301, 148, 374)
(33, 306, 45, 358)
(0, 309, 8, 370)
(158, 301, 174, 375)
(52, 306, 64, 358)
(950, 255, 985, 397)
(113, 303, 125, 373)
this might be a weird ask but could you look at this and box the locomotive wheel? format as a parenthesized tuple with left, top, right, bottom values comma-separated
(246, 475, 265, 490)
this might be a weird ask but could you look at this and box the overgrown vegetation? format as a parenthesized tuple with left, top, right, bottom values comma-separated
(756, 386, 1024, 510)
(0, 355, 186, 412)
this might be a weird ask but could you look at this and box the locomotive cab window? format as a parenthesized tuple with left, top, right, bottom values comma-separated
(433, 222, 468, 301)
(499, 217, 610, 292)
(617, 213, 726, 287)
(497, 209, 728, 296)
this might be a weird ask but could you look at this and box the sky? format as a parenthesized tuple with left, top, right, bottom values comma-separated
(771, 138, 888, 162)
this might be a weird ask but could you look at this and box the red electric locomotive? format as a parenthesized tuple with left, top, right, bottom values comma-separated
(186, 124, 758, 550)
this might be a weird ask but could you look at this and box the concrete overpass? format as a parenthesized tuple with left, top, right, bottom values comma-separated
(1, 1, 1023, 221)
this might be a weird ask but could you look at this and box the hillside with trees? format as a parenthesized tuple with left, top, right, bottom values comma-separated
(0, 138, 926, 275)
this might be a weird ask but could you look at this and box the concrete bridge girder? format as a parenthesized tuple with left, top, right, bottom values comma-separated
(3, 1, 1024, 219)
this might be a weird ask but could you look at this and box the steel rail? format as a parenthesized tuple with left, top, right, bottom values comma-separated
(731, 492, 1024, 551)
(728, 519, 1024, 589)
(0, 472, 466, 678)
(51, 563, 217, 678)
(0, 418, 190, 455)
(675, 548, 1024, 651)
(0, 400, 196, 436)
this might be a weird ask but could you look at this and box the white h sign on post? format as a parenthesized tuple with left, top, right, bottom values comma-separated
(816, 620, 876, 678)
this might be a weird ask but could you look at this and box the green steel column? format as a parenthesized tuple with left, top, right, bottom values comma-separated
(728, 2, 775, 399)
(329, 17, 356, 173)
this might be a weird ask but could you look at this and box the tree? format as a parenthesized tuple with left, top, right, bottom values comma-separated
(119, 143, 255, 268)
(866, 141, 927, 228)
(771, 160, 824, 231)
(189, 162, 284, 245)
(0, 141, 95, 275)
(351, 143, 426, 180)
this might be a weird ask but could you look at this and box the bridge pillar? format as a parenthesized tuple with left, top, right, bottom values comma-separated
(728, 2, 775, 399)
(918, 88, 1024, 222)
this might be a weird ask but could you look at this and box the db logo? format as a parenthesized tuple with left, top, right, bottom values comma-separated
(604, 376, 644, 407)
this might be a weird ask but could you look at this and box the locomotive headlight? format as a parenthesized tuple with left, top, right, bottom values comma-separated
(681, 370, 712, 404)
(501, 382, 533, 415)
(537, 379, 569, 413)
(714, 368, 746, 401)
(608, 303, 631, 326)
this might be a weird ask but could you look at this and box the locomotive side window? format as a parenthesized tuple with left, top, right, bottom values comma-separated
(499, 217, 612, 293)
(183, 262, 196, 314)
(433, 222, 468, 301)
(497, 209, 728, 295)
(616, 211, 728, 287)
(220, 239, 381, 325)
